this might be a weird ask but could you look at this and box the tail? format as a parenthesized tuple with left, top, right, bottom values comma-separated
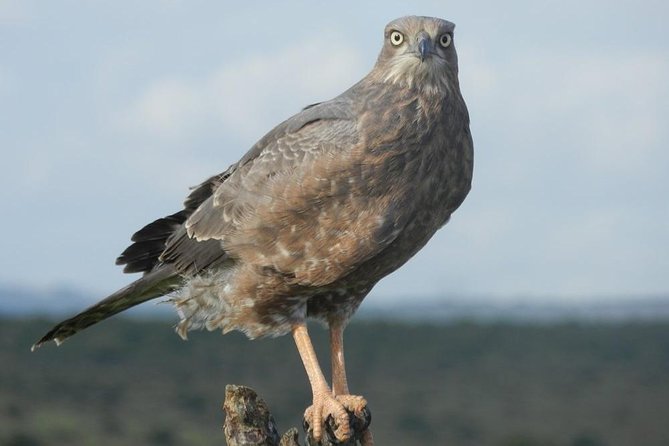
(31, 266, 180, 351)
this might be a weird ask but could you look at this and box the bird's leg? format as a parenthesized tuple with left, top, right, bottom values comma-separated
(329, 319, 375, 445)
(292, 322, 351, 442)
(330, 319, 350, 396)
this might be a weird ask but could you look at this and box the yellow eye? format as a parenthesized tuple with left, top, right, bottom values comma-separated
(390, 31, 404, 46)
(439, 33, 452, 48)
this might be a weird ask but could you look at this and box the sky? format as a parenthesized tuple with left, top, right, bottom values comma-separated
(1, 0, 667, 306)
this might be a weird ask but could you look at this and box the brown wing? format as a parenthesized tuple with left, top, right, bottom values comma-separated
(184, 103, 418, 287)
(143, 99, 359, 277)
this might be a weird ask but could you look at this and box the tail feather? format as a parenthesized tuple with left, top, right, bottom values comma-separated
(31, 266, 180, 351)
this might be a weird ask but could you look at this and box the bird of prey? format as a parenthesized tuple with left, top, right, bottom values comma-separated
(33, 15, 473, 443)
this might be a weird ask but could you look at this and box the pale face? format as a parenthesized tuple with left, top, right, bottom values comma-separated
(376, 16, 459, 92)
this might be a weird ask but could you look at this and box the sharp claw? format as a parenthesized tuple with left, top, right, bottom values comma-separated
(305, 393, 353, 442)
(304, 394, 374, 443)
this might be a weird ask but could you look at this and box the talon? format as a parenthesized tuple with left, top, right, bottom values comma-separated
(305, 393, 372, 443)
(305, 392, 352, 442)
(336, 394, 368, 416)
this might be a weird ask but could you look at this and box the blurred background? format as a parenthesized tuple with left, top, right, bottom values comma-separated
(1, 1, 667, 445)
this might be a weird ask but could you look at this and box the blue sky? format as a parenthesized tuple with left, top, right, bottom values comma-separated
(1, 0, 667, 305)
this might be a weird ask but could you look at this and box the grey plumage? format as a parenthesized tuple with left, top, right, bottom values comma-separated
(33, 15, 473, 349)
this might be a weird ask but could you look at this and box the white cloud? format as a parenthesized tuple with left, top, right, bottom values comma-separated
(120, 78, 204, 140)
(118, 36, 366, 144)
(0, 0, 31, 24)
(466, 47, 669, 189)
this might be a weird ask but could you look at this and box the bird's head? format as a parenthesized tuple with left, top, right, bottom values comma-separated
(372, 16, 459, 94)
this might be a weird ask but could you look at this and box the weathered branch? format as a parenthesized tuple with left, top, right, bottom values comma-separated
(223, 385, 372, 446)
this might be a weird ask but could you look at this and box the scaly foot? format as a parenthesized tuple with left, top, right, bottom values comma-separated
(335, 394, 367, 417)
(305, 394, 371, 443)
(337, 395, 373, 445)
(305, 392, 351, 442)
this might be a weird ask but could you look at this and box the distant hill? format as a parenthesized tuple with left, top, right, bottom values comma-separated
(5, 318, 669, 446)
(360, 295, 669, 322)
(0, 283, 172, 318)
(0, 283, 92, 316)
(2, 282, 668, 322)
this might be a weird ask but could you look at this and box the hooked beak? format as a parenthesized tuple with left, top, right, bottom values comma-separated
(418, 34, 432, 62)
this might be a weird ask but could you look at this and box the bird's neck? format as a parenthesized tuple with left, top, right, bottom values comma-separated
(365, 61, 460, 98)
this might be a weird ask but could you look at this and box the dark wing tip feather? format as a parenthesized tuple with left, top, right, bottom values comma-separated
(184, 171, 231, 210)
(116, 241, 167, 273)
(302, 102, 322, 110)
(116, 171, 231, 276)
(130, 211, 188, 242)
(116, 211, 188, 274)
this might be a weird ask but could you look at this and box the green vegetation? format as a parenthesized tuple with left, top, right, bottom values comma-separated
(1, 318, 668, 445)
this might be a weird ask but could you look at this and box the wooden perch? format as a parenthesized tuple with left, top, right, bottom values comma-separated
(223, 385, 372, 446)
